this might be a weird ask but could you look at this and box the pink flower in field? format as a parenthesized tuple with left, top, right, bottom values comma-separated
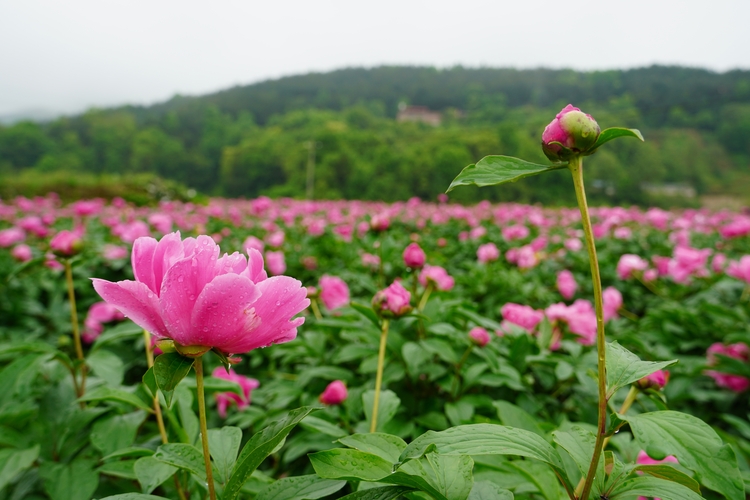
(301, 256, 318, 270)
(148, 213, 173, 234)
(652, 256, 671, 276)
(706, 342, 750, 392)
(92, 232, 309, 355)
(266, 231, 285, 248)
(319, 380, 348, 405)
(477, 243, 500, 263)
(419, 265, 455, 291)
(638, 369, 670, 390)
(370, 214, 390, 231)
(711, 253, 726, 273)
(361, 252, 380, 268)
(44, 253, 64, 271)
(501, 303, 544, 332)
(603, 287, 623, 322)
(636, 450, 678, 466)
(515, 245, 539, 269)
(565, 300, 597, 345)
(556, 270, 577, 300)
(720, 217, 750, 238)
(265, 251, 286, 275)
(643, 269, 658, 282)
(103, 244, 128, 261)
(564, 238, 583, 252)
(502, 224, 529, 241)
(50, 229, 84, 257)
(469, 226, 487, 240)
(117, 220, 151, 244)
(0, 227, 25, 247)
(17, 216, 48, 237)
(613, 226, 632, 240)
(617, 254, 648, 279)
(82, 302, 126, 343)
(530, 236, 547, 252)
(727, 256, 750, 284)
(243, 236, 264, 253)
(469, 327, 490, 347)
(211, 367, 259, 418)
(319, 275, 350, 310)
(403, 242, 426, 269)
(372, 280, 412, 318)
(11, 244, 33, 262)
(437, 238, 447, 248)
(72, 199, 103, 217)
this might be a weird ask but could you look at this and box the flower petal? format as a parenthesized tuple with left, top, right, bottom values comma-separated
(151, 231, 184, 295)
(91, 278, 168, 338)
(222, 276, 309, 354)
(131, 237, 158, 294)
(190, 274, 261, 349)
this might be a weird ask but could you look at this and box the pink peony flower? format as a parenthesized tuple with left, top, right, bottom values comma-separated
(711, 253, 726, 273)
(148, 213, 173, 234)
(372, 280, 412, 318)
(617, 254, 648, 279)
(501, 303, 544, 332)
(556, 270, 578, 300)
(727, 256, 750, 284)
(636, 450, 678, 466)
(50, 229, 84, 257)
(477, 243, 500, 264)
(319, 380, 348, 405)
(541, 104, 600, 160)
(319, 275, 350, 310)
(602, 287, 623, 322)
(265, 251, 286, 275)
(419, 265, 455, 291)
(92, 232, 309, 355)
(706, 342, 750, 392)
(0, 227, 26, 248)
(564, 238, 583, 252)
(102, 244, 129, 261)
(469, 327, 490, 347)
(243, 236, 264, 253)
(11, 244, 33, 262)
(212, 367, 260, 418)
(638, 370, 670, 390)
(403, 242, 426, 269)
(82, 302, 126, 343)
(502, 225, 529, 241)
(361, 252, 380, 268)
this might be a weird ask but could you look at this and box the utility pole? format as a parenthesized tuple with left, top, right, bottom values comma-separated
(304, 140, 316, 200)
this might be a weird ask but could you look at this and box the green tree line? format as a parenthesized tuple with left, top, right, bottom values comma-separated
(1, 65, 748, 205)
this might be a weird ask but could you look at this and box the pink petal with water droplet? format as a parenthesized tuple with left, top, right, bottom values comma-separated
(223, 276, 309, 353)
(151, 231, 184, 294)
(242, 248, 268, 283)
(131, 237, 158, 294)
(190, 273, 260, 349)
(91, 278, 168, 338)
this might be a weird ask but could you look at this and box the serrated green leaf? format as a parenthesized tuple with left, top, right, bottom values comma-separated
(447, 156, 566, 192)
(609, 475, 702, 500)
(622, 411, 743, 500)
(586, 127, 644, 153)
(606, 342, 677, 398)
(255, 474, 346, 500)
(338, 433, 408, 463)
(223, 406, 317, 500)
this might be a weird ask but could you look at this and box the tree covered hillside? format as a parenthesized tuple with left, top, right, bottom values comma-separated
(1, 65, 749, 205)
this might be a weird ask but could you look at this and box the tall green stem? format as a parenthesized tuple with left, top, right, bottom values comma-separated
(370, 319, 390, 433)
(64, 259, 86, 400)
(569, 157, 607, 500)
(450, 345, 474, 398)
(194, 357, 217, 500)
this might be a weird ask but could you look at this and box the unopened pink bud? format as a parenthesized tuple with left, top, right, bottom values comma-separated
(319, 380, 348, 405)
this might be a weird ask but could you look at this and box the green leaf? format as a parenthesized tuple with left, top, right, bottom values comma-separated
(609, 475, 703, 500)
(552, 426, 604, 490)
(134, 456, 178, 494)
(504, 461, 562, 500)
(633, 464, 701, 494)
(99, 495, 170, 500)
(77, 386, 154, 413)
(468, 481, 513, 500)
(153, 443, 207, 481)
(350, 301, 382, 328)
(586, 127, 644, 153)
(101, 447, 154, 461)
(300, 415, 348, 438)
(91, 411, 147, 455)
(399, 424, 565, 474)
(255, 475, 346, 500)
(208, 426, 242, 485)
(447, 156, 566, 192)
(39, 459, 99, 500)
(296, 366, 354, 387)
(606, 342, 677, 398)
(622, 411, 743, 500)
(153, 352, 194, 407)
(0, 445, 39, 490)
(338, 433, 408, 463)
(493, 401, 544, 437)
(363, 390, 401, 432)
(182, 375, 244, 394)
(142, 366, 157, 398)
(394, 451, 474, 500)
(338, 486, 416, 500)
(97, 459, 138, 480)
(310, 448, 394, 481)
(223, 406, 317, 500)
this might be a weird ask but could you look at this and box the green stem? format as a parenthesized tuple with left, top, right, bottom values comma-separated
(569, 157, 607, 500)
(143, 330, 169, 444)
(370, 319, 390, 433)
(310, 298, 323, 320)
(64, 259, 86, 401)
(417, 282, 433, 312)
(451, 345, 474, 398)
(194, 357, 216, 500)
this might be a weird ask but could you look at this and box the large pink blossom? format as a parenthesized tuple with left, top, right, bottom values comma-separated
(92, 232, 309, 355)
(477, 243, 500, 264)
(706, 342, 750, 392)
(319, 275, 350, 310)
(373, 280, 411, 317)
(419, 265, 455, 291)
(556, 270, 577, 300)
(501, 303, 544, 332)
(602, 287, 623, 322)
(212, 367, 260, 418)
(616, 254, 648, 279)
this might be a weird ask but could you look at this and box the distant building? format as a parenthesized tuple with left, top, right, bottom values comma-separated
(397, 103, 442, 126)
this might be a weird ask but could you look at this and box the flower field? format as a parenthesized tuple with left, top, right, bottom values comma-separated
(1, 193, 750, 500)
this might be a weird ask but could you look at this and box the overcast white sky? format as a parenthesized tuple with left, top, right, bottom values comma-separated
(0, 0, 748, 116)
